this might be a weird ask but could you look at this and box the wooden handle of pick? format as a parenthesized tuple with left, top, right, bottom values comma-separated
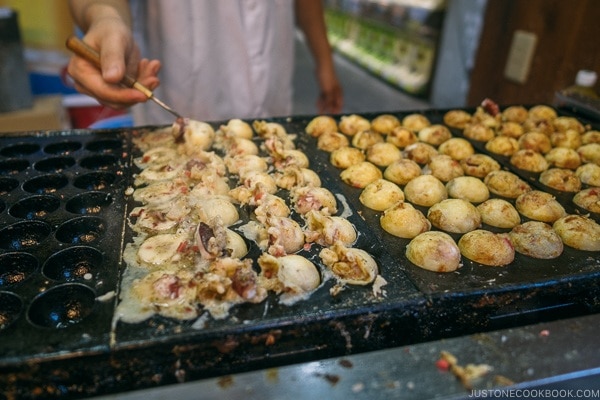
(65, 35, 148, 95)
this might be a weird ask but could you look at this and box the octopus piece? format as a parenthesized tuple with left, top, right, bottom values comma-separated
(195, 220, 243, 260)
(509, 221, 563, 259)
(544, 147, 581, 170)
(581, 130, 600, 144)
(351, 129, 384, 150)
(406, 231, 461, 272)
(476, 198, 521, 229)
(510, 149, 549, 172)
(427, 198, 481, 234)
(437, 137, 475, 161)
(458, 230, 515, 267)
(446, 176, 489, 203)
(273, 166, 321, 190)
(502, 105, 529, 124)
(539, 168, 581, 192)
(550, 129, 581, 150)
(443, 109, 472, 129)
(340, 161, 383, 188)
(129, 197, 190, 235)
(424, 154, 464, 183)
(303, 209, 357, 247)
(359, 179, 405, 211)
(258, 254, 321, 304)
(577, 143, 600, 164)
(417, 124, 452, 146)
(463, 122, 495, 142)
(338, 114, 371, 136)
(518, 132, 552, 154)
(460, 153, 501, 178)
(572, 188, 600, 214)
(575, 163, 600, 186)
(380, 201, 431, 239)
(484, 170, 531, 199)
(305, 115, 338, 137)
(497, 121, 524, 138)
(317, 131, 350, 152)
(485, 136, 519, 156)
(386, 126, 418, 148)
(225, 154, 268, 176)
(330, 146, 365, 169)
(290, 186, 337, 215)
(383, 159, 422, 185)
(402, 113, 431, 132)
(366, 142, 402, 167)
(319, 242, 378, 285)
(473, 102, 501, 127)
(515, 190, 566, 223)
(371, 114, 401, 135)
(404, 142, 439, 165)
(264, 216, 305, 256)
(553, 214, 600, 251)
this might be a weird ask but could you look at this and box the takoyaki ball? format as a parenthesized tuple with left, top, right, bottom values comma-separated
(552, 116, 585, 134)
(438, 137, 475, 161)
(386, 126, 418, 148)
(502, 105, 529, 124)
(575, 163, 600, 186)
(572, 188, 600, 214)
(550, 129, 581, 149)
(427, 198, 481, 233)
(359, 179, 404, 211)
(425, 155, 464, 183)
(330, 146, 365, 169)
(446, 176, 489, 203)
(515, 190, 566, 223)
(317, 131, 350, 152)
(291, 186, 337, 215)
(220, 118, 254, 140)
(539, 168, 581, 192)
(528, 105, 557, 122)
(371, 114, 400, 135)
(380, 201, 431, 239)
(477, 198, 521, 229)
(406, 231, 461, 272)
(443, 109, 472, 129)
(338, 114, 371, 136)
(471, 106, 501, 128)
(404, 175, 448, 207)
(340, 161, 383, 188)
(319, 242, 378, 285)
(510, 149, 549, 172)
(577, 143, 600, 164)
(497, 121, 525, 138)
(581, 130, 600, 144)
(485, 136, 520, 156)
(384, 159, 422, 185)
(460, 154, 501, 178)
(351, 129, 384, 150)
(518, 132, 552, 154)
(545, 147, 581, 170)
(402, 113, 431, 132)
(458, 230, 515, 266)
(509, 221, 563, 259)
(553, 214, 600, 251)
(305, 115, 338, 137)
(463, 122, 495, 142)
(404, 142, 439, 165)
(484, 170, 531, 199)
(366, 142, 402, 167)
(418, 124, 452, 147)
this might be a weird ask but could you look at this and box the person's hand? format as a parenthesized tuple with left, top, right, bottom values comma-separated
(67, 17, 161, 110)
(315, 65, 343, 114)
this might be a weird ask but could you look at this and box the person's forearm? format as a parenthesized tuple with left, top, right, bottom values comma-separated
(294, 0, 334, 70)
(68, 0, 132, 32)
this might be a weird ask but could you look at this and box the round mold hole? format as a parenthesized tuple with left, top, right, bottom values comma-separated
(73, 172, 117, 190)
(85, 139, 122, 153)
(22, 174, 69, 194)
(55, 216, 106, 245)
(34, 156, 76, 173)
(44, 141, 82, 155)
(0, 177, 19, 195)
(66, 192, 113, 215)
(79, 154, 118, 170)
(42, 246, 103, 282)
(9, 195, 61, 220)
(0, 291, 23, 331)
(27, 283, 95, 329)
(0, 142, 40, 157)
(0, 158, 29, 175)
(0, 221, 52, 250)
(0, 252, 38, 288)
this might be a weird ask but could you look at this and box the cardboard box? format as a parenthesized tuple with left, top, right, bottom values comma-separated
(0, 95, 69, 134)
